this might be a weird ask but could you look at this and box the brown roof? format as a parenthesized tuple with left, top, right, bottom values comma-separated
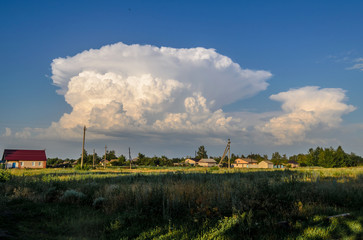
(235, 158, 258, 164)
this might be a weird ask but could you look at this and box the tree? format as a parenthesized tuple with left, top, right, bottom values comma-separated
(111, 154, 126, 166)
(271, 152, 282, 165)
(247, 153, 264, 162)
(196, 146, 208, 159)
(306, 147, 321, 166)
(103, 150, 117, 161)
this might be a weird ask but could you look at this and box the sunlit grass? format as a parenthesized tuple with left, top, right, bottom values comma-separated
(1, 166, 362, 239)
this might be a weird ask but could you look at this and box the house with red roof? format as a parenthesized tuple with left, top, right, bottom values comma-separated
(2, 149, 47, 169)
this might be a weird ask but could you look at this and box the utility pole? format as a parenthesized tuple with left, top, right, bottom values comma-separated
(104, 145, 107, 169)
(93, 149, 95, 169)
(218, 139, 231, 169)
(129, 147, 132, 169)
(81, 125, 86, 169)
(228, 139, 231, 169)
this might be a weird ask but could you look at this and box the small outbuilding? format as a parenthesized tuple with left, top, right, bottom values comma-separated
(2, 149, 47, 169)
(258, 160, 274, 169)
(198, 158, 217, 167)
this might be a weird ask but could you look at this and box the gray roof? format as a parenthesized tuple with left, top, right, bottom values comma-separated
(199, 158, 217, 163)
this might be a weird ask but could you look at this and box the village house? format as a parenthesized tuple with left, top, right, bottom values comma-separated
(287, 160, 299, 168)
(99, 159, 110, 166)
(1, 149, 47, 169)
(197, 158, 217, 167)
(185, 158, 199, 166)
(232, 158, 258, 168)
(258, 160, 274, 169)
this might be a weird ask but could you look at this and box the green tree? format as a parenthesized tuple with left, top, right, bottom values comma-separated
(306, 147, 321, 166)
(247, 153, 264, 162)
(196, 146, 208, 159)
(103, 150, 117, 161)
(271, 152, 282, 165)
(111, 154, 126, 166)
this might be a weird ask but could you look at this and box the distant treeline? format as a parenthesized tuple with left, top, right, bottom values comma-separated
(47, 146, 363, 168)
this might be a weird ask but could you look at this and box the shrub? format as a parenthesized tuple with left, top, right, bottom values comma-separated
(93, 197, 106, 209)
(74, 164, 91, 170)
(60, 189, 86, 204)
(0, 169, 12, 182)
(44, 187, 61, 202)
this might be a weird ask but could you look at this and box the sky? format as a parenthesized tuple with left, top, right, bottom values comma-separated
(1, 0, 363, 159)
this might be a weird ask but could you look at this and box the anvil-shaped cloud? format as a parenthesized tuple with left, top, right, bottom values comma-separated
(49, 42, 271, 136)
(9, 43, 356, 147)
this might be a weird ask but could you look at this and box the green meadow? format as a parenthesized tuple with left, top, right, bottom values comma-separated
(0, 167, 362, 239)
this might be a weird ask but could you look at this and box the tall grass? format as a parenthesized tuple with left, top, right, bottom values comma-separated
(0, 167, 362, 239)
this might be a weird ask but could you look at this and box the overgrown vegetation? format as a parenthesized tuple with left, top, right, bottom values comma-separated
(0, 167, 362, 239)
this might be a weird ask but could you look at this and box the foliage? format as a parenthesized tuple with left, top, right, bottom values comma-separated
(288, 146, 361, 168)
(196, 145, 208, 159)
(60, 189, 86, 204)
(0, 169, 12, 182)
(74, 164, 91, 170)
(137, 153, 174, 166)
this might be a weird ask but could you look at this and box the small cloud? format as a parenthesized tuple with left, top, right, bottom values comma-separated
(346, 57, 363, 71)
(2, 128, 12, 137)
(257, 86, 356, 145)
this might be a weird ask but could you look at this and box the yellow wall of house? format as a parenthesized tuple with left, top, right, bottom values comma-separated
(185, 159, 197, 165)
(6, 161, 18, 168)
(20, 161, 46, 168)
(6, 160, 46, 168)
(198, 162, 217, 167)
(258, 161, 273, 169)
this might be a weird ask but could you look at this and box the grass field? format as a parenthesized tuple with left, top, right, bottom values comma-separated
(0, 167, 362, 239)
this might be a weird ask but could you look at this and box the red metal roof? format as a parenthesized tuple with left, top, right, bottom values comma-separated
(2, 149, 47, 161)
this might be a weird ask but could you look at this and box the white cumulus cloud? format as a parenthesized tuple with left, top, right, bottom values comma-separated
(2, 128, 12, 137)
(257, 86, 356, 144)
(26, 42, 271, 139)
(12, 42, 356, 150)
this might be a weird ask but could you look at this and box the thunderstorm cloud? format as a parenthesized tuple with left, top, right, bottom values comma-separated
(48, 42, 271, 137)
(11, 43, 356, 146)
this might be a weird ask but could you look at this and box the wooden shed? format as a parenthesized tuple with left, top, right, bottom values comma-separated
(258, 160, 274, 169)
(2, 149, 47, 169)
(198, 158, 217, 167)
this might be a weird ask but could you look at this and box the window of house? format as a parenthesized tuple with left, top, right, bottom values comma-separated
(21, 162, 24, 166)
(32, 162, 35, 166)
(38, 162, 42, 166)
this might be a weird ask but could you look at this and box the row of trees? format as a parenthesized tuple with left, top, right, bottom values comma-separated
(289, 146, 362, 168)
(47, 145, 363, 168)
(240, 146, 362, 168)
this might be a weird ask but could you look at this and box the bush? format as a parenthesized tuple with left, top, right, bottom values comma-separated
(74, 164, 91, 170)
(93, 197, 106, 209)
(60, 189, 86, 204)
(44, 187, 61, 202)
(0, 169, 12, 182)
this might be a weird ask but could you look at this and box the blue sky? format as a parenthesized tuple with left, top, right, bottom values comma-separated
(1, 0, 363, 159)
